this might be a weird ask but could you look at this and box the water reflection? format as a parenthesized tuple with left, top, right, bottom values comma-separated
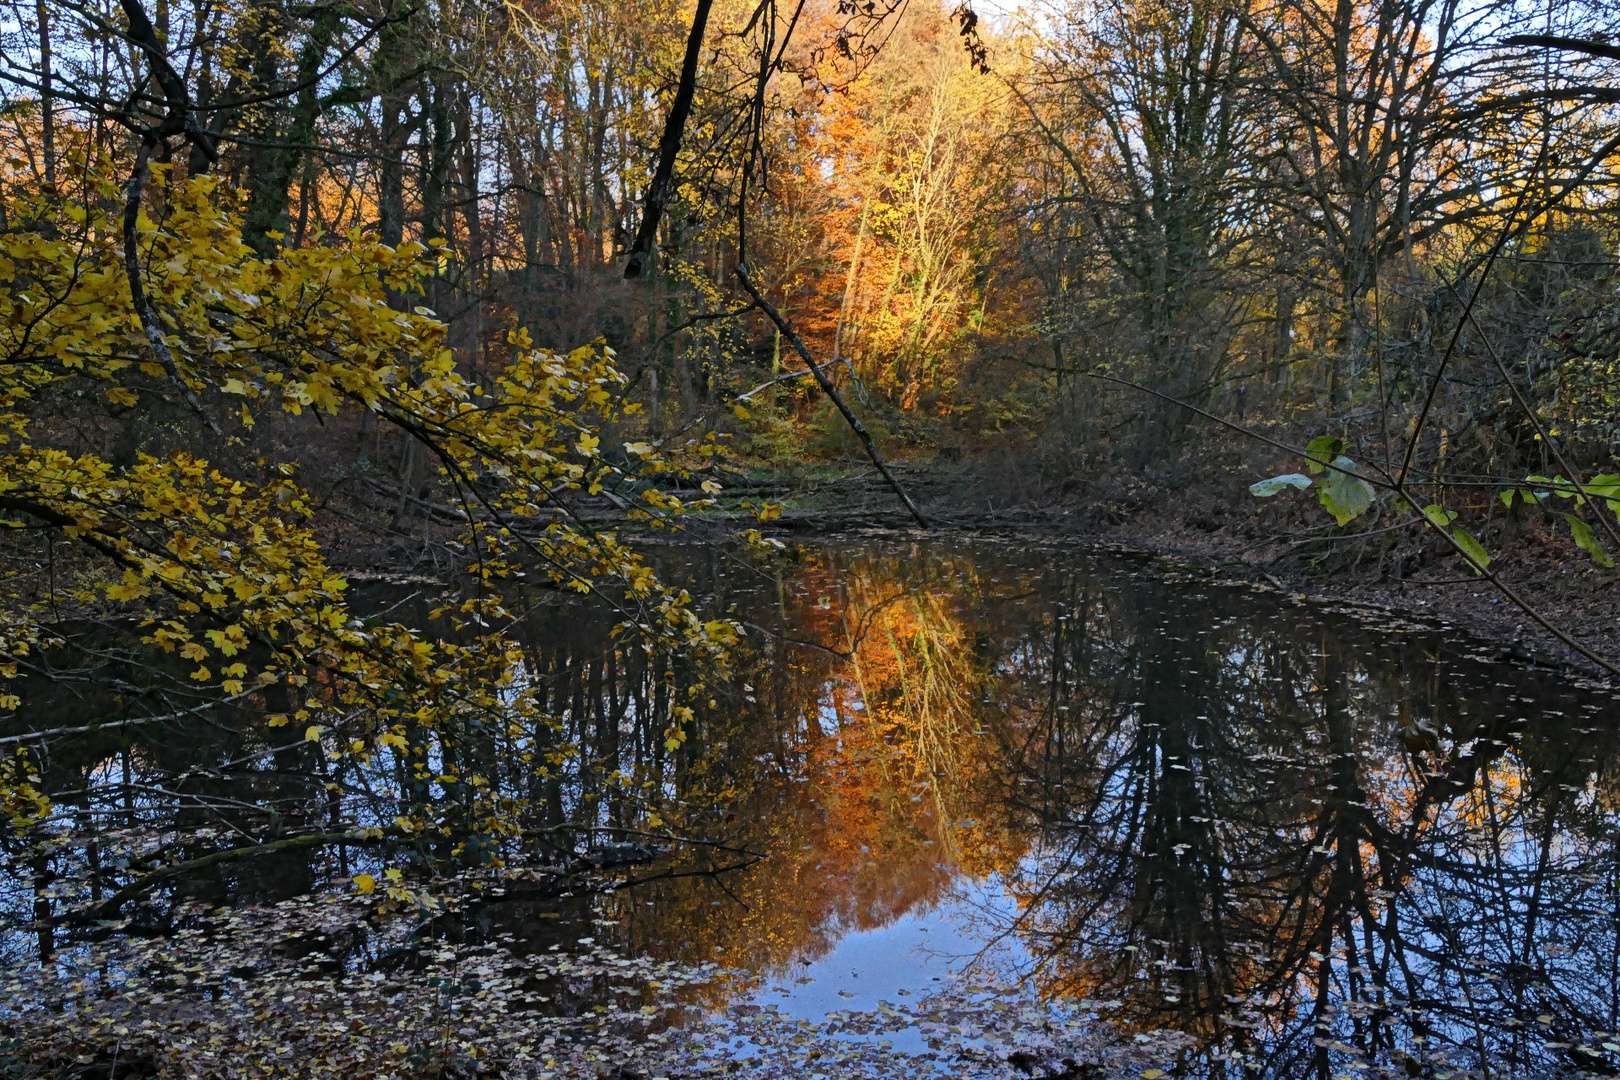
(7, 538, 1620, 1077)
(596, 541, 1620, 1077)
(962, 560, 1620, 1078)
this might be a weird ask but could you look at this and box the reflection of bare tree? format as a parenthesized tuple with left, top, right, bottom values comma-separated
(989, 567, 1620, 1078)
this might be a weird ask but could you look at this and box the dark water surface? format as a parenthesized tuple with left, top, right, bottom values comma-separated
(10, 536, 1620, 1078)
(586, 538, 1620, 1077)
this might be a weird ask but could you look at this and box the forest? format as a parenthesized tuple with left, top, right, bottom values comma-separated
(2, 0, 1620, 1075)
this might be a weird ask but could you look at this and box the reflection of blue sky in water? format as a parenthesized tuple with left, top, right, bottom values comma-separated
(718, 874, 1035, 1058)
(769, 875, 1031, 1011)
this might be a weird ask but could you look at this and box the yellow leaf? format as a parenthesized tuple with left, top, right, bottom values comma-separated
(304, 724, 324, 742)
(353, 873, 377, 895)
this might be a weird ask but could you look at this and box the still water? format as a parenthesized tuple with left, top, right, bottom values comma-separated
(9, 536, 1620, 1078)
(585, 538, 1620, 1077)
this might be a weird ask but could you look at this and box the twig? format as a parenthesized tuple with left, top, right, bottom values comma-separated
(734, 357, 841, 400)
(59, 829, 390, 923)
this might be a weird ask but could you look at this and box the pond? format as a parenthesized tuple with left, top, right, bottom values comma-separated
(6, 536, 1620, 1079)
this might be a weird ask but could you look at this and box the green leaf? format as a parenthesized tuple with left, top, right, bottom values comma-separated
(1452, 527, 1491, 574)
(1420, 503, 1458, 528)
(1317, 456, 1375, 526)
(1250, 473, 1313, 497)
(1499, 489, 1516, 509)
(1563, 513, 1615, 568)
(1587, 474, 1620, 497)
(1586, 475, 1620, 522)
(1523, 475, 1556, 501)
(1304, 435, 1345, 475)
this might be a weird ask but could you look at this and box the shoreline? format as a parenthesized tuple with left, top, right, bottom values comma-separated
(742, 502, 1620, 687)
(333, 473, 1620, 688)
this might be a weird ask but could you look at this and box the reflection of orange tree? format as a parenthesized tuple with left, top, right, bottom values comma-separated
(606, 547, 1032, 991)
(837, 553, 1027, 881)
(587, 550, 1620, 1070)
